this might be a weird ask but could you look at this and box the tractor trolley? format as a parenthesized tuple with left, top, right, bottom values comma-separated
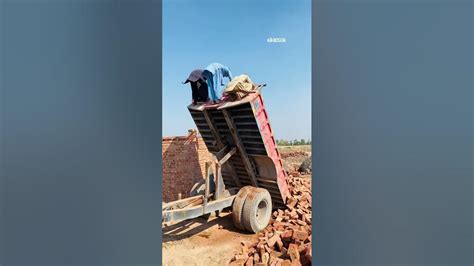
(162, 87, 290, 233)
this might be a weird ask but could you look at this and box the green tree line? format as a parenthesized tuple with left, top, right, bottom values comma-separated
(276, 139, 312, 146)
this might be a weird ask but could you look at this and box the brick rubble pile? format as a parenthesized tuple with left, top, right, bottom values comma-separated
(280, 151, 308, 159)
(230, 175, 312, 266)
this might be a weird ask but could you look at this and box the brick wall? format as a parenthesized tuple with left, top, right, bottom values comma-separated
(162, 136, 214, 202)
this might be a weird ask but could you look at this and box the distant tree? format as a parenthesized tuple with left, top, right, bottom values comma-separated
(276, 139, 313, 146)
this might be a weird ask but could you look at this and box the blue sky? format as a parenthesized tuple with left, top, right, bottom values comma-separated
(163, 0, 311, 140)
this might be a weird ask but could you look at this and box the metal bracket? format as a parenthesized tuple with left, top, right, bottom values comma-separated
(218, 147, 237, 166)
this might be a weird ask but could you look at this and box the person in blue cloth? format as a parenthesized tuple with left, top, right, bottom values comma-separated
(202, 62, 233, 103)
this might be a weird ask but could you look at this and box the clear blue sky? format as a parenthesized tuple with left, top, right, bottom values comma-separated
(163, 0, 311, 140)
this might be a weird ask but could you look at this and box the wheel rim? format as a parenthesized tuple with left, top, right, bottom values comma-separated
(256, 199, 269, 226)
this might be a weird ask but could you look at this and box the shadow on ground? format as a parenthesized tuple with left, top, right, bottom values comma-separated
(162, 211, 250, 242)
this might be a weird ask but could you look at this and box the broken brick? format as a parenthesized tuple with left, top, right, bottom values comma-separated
(281, 230, 293, 241)
(267, 234, 281, 247)
(296, 220, 307, 226)
(276, 237, 284, 251)
(230, 175, 312, 265)
(253, 253, 260, 264)
(262, 252, 270, 265)
(292, 230, 308, 242)
(270, 250, 283, 259)
(287, 244, 300, 262)
(230, 259, 246, 266)
(287, 197, 297, 209)
(245, 256, 254, 266)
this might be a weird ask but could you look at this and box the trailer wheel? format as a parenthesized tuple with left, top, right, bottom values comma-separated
(232, 186, 254, 230)
(242, 188, 272, 233)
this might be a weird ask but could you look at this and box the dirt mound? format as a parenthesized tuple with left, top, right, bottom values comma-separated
(280, 151, 307, 159)
(281, 151, 310, 176)
(298, 157, 312, 174)
(229, 175, 312, 266)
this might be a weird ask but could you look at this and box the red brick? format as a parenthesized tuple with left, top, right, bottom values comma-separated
(281, 230, 293, 241)
(162, 136, 213, 202)
(292, 230, 308, 242)
(287, 244, 300, 262)
(262, 252, 270, 265)
(267, 234, 280, 247)
(253, 253, 260, 264)
(230, 259, 246, 266)
(245, 256, 254, 266)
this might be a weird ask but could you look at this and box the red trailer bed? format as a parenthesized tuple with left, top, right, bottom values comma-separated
(187, 88, 290, 208)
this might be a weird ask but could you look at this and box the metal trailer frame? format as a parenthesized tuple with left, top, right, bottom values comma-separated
(162, 87, 290, 223)
(162, 146, 238, 222)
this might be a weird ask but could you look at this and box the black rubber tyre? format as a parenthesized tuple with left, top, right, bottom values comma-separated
(241, 188, 272, 233)
(232, 186, 254, 231)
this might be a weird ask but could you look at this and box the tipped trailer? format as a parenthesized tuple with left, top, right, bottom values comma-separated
(162, 87, 290, 233)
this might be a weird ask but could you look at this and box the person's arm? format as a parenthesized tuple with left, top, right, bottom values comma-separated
(220, 68, 232, 86)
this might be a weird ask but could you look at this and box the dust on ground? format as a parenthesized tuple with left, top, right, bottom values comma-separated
(162, 212, 259, 266)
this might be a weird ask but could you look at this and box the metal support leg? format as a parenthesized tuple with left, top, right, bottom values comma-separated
(215, 163, 222, 200)
(215, 163, 223, 216)
(204, 161, 211, 213)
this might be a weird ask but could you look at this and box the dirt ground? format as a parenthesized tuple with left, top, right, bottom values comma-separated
(162, 212, 259, 266)
(162, 146, 312, 266)
(278, 145, 311, 154)
(279, 145, 311, 173)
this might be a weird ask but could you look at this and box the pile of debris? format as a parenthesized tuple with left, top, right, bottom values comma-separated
(281, 152, 311, 177)
(229, 175, 312, 266)
(298, 157, 312, 174)
(280, 151, 307, 159)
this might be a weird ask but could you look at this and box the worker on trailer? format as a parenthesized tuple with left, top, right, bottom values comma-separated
(202, 62, 233, 104)
(185, 63, 251, 105)
(183, 69, 209, 105)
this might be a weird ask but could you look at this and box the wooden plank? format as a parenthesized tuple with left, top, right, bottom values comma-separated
(222, 109, 258, 187)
